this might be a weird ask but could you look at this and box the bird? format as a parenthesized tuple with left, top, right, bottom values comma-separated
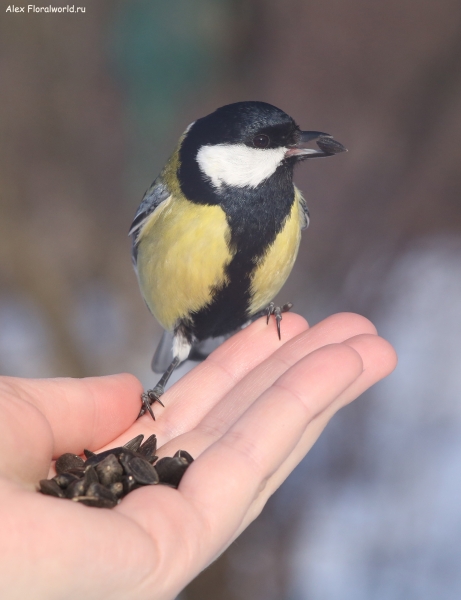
(129, 101, 346, 419)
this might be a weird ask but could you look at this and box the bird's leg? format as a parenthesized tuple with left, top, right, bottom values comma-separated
(138, 355, 181, 420)
(266, 302, 293, 340)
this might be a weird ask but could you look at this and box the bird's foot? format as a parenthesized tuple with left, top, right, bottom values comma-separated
(138, 386, 165, 420)
(266, 302, 293, 340)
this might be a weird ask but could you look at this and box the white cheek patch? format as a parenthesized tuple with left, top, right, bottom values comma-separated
(196, 144, 286, 189)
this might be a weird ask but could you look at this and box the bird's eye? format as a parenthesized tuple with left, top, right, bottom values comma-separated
(253, 134, 270, 149)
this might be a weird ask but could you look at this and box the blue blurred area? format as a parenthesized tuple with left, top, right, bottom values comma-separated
(288, 236, 461, 600)
(0, 295, 54, 377)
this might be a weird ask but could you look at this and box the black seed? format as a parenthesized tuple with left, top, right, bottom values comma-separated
(155, 456, 189, 488)
(84, 446, 138, 469)
(123, 434, 144, 452)
(118, 450, 135, 474)
(316, 136, 347, 155)
(95, 454, 123, 487)
(73, 496, 118, 509)
(66, 467, 85, 478)
(86, 481, 118, 503)
(110, 482, 124, 498)
(174, 450, 194, 465)
(65, 478, 86, 498)
(53, 473, 79, 489)
(127, 457, 159, 485)
(122, 474, 138, 494)
(55, 453, 85, 475)
(118, 452, 133, 473)
(83, 466, 99, 487)
(39, 479, 64, 497)
(138, 434, 157, 462)
(40, 442, 195, 507)
(84, 448, 122, 468)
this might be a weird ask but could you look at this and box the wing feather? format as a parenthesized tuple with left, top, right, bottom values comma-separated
(129, 178, 170, 264)
(296, 187, 310, 230)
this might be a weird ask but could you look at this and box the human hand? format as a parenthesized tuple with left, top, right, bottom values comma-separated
(0, 312, 396, 600)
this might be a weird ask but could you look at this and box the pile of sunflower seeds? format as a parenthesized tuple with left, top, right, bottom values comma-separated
(38, 434, 193, 508)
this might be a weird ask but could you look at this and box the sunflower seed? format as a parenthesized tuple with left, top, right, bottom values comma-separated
(110, 481, 124, 498)
(55, 453, 85, 475)
(126, 456, 159, 485)
(39, 479, 65, 497)
(83, 466, 99, 487)
(84, 446, 137, 469)
(174, 449, 194, 465)
(53, 473, 79, 489)
(86, 482, 118, 504)
(118, 450, 135, 473)
(95, 454, 123, 486)
(138, 434, 157, 462)
(123, 434, 144, 452)
(40, 443, 193, 507)
(316, 136, 347, 155)
(155, 456, 189, 488)
(122, 474, 138, 495)
(66, 467, 85, 477)
(65, 478, 86, 498)
(73, 495, 118, 509)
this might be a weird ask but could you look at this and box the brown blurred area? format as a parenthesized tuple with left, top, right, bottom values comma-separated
(1, 1, 461, 598)
(0, 1, 137, 377)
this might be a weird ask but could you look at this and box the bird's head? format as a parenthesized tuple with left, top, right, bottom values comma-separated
(177, 101, 346, 200)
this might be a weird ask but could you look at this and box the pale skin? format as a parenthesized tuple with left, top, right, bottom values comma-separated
(0, 312, 397, 600)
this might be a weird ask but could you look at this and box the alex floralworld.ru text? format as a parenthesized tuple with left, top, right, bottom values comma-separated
(6, 5, 86, 13)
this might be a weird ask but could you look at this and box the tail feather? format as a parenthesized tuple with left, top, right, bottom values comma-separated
(151, 329, 240, 373)
(151, 331, 174, 373)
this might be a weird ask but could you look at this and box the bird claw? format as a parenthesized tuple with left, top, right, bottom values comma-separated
(138, 387, 165, 420)
(265, 302, 293, 340)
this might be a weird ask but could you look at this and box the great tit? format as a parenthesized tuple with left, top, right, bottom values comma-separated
(130, 101, 346, 419)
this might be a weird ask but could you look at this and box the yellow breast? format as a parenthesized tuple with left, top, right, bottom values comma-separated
(136, 195, 233, 331)
(248, 186, 304, 314)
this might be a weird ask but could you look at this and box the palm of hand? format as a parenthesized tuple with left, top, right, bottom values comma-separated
(0, 313, 396, 600)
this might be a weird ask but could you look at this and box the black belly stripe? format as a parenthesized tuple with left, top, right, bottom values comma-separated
(182, 164, 296, 340)
(189, 256, 252, 339)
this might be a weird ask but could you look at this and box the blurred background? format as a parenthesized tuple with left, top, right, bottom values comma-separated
(1, 0, 461, 597)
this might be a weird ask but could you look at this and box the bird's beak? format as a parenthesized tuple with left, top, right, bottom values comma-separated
(285, 130, 347, 159)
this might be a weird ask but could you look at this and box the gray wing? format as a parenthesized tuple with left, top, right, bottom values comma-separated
(129, 178, 170, 264)
(299, 195, 310, 230)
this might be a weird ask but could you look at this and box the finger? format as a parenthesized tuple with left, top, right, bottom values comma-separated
(134, 313, 309, 441)
(237, 334, 397, 532)
(205, 312, 377, 427)
(157, 312, 378, 457)
(178, 343, 364, 560)
(0, 380, 53, 484)
(0, 373, 143, 482)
